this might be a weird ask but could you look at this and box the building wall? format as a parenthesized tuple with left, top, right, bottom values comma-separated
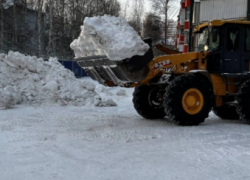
(0, 5, 45, 55)
(193, 1, 200, 25)
(167, 20, 177, 38)
(199, 0, 248, 22)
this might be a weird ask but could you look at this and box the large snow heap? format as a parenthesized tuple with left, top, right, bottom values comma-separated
(70, 15, 149, 61)
(0, 51, 116, 109)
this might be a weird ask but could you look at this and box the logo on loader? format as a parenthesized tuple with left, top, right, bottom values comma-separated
(152, 60, 171, 70)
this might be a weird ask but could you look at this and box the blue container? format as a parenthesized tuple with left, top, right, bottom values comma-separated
(72, 61, 82, 77)
(58, 60, 87, 78)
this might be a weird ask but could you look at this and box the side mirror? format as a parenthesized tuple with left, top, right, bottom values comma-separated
(212, 29, 218, 42)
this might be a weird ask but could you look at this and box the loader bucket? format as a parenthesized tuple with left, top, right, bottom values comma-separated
(75, 38, 154, 86)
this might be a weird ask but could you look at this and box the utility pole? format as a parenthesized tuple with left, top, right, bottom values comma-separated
(188, 0, 194, 52)
(165, 0, 169, 45)
(0, 2, 3, 53)
(248, 0, 250, 20)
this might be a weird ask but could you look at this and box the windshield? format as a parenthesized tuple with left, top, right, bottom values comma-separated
(209, 28, 220, 51)
(197, 27, 220, 51)
(198, 28, 208, 51)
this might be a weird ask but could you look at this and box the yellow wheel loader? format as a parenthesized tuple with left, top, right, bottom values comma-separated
(75, 20, 250, 126)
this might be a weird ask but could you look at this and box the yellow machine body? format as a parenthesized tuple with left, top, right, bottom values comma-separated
(137, 19, 250, 107)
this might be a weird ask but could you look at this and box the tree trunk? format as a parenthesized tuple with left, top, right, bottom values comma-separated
(0, 1, 3, 52)
(37, 0, 42, 57)
(61, 0, 65, 59)
(48, 0, 53, 57)
(24, 0, 29, 54)
(164, 0, 169, 45)
(13, 0, 17, 51)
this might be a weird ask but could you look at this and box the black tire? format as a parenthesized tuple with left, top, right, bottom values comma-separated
(212, 105, 239, 120)
(236, 79, 250, 123)
(164, 74, 212, 126)
(133, 85, 166, 119)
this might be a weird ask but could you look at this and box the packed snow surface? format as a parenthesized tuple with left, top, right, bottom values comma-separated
(70, 15, 149, 60)
(1, 78, 250, 180)
(0, 51, 116, 108)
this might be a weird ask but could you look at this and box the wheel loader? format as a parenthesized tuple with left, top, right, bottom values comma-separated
(75, 19, 250, 126)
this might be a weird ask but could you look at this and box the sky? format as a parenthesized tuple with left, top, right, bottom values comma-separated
(118, 0, 153, 13)
(118, 0, 180, 20)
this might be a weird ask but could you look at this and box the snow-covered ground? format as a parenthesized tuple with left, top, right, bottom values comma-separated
(1, 77, 250, 180)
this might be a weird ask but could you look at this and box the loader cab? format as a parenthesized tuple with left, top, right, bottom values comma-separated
(196, 20, 250, 74)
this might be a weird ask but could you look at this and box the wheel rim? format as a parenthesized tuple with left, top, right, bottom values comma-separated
(148, 87, 164, 109)
(182, 88, 204, 115)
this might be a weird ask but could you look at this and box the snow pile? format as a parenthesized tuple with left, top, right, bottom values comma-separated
(0, 51, 116, 108)
(70, 15, 149, 60)
(116, 89, 126, 96)
(94, 96, 117, 107)
(70, 27, 105, 58)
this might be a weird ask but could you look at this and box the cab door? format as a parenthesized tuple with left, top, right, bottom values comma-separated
(222, 25, 241, 73)
(241, 25, 250, 72)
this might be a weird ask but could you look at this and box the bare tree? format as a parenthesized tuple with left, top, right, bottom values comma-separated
(150, 0, 179, 44)
(128, 0, 144, 32)
(143, 13, 162, 43)
(37, 0, 43, 56)
(23, 0, 29, 54)
(1, 0, 121, 58)
(119, 0, 130, 19)
(13, 0, 17, 51)
(0, 0, 3, 52)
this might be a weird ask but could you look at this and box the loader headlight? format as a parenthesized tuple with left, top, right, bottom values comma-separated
(204, 45, 209, 51)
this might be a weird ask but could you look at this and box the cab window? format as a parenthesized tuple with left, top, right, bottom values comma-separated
(197, 28, 208, 51)
(245, 27, 250, 52)
(209, 28, 220, 51)
(226, 27, 240, 51)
